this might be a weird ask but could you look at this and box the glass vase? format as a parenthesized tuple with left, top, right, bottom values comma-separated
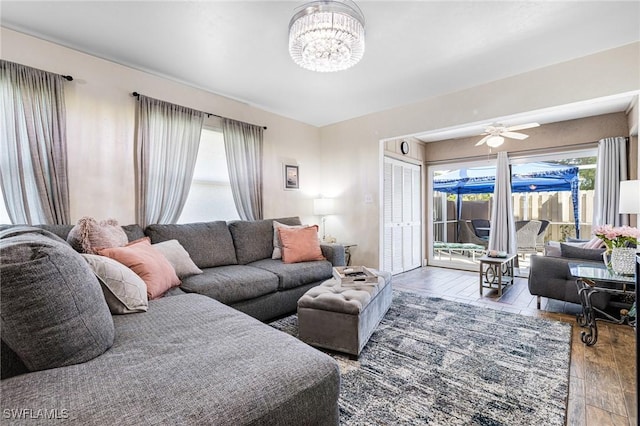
(610, 247, 637, 275)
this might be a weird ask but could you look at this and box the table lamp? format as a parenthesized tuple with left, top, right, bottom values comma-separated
(313, 197, 335, 241)
(619, 179, 640, 215)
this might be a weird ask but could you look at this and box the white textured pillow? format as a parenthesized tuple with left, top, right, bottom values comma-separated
(272, 221, 305, 259)
(152, 239, 203, 278)
(81, 254, 148, 314)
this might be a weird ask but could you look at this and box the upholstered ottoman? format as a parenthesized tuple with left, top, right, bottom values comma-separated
(297, 270, 392, 357)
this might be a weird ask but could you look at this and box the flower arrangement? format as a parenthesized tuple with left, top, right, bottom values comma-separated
(592, 224, 640, 252)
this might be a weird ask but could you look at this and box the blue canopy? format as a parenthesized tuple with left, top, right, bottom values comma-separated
(434, 162, 580, 237)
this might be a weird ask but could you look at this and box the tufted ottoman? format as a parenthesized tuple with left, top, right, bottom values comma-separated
(297, 270, 392, 357)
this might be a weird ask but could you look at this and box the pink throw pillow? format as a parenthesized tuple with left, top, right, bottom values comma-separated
(278, 226, 325, 264)
(583, 237, 605, 249)
(98, 238, 180, 299)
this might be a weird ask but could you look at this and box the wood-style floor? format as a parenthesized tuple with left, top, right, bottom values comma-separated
(393, 266, 637, 426)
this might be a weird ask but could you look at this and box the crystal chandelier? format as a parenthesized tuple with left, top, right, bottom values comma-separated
(288, 0, 365, 72)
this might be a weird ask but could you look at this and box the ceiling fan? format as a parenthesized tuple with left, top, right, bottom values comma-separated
(475, 122, 540, 147)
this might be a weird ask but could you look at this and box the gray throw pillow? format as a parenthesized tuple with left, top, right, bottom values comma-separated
(0, 230, 114, 372)
(560, 243, 605, 261)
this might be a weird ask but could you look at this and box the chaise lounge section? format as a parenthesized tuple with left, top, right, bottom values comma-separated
(0, 218, 344, 424)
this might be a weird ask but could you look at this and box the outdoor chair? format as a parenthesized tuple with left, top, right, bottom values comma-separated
(516, 220, 541, 258)
(458, 221, 489, 248)
(470, 219, 490, 238)
(535, 220, 550, 251)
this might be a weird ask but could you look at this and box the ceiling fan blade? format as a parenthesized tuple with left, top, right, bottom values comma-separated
(506, 122, 540, 132)
(475, 135, 491, 146)
(501, 131, 529, 140)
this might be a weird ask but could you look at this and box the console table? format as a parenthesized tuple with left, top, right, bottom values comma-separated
(478, 253, 516, 297)
(569, 262, 636, 346)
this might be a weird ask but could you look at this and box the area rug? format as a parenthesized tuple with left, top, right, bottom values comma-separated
(270, 290, 571, 425)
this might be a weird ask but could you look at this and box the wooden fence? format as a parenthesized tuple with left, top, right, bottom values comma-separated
(434, 191, 595, 243)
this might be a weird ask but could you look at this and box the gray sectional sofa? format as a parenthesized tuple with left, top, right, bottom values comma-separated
(0, 218, 345, 425)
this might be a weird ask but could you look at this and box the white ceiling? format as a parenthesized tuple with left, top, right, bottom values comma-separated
(1, 1, 639, 128)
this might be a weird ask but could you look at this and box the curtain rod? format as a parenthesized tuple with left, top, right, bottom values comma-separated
(131, 92, 267, 130)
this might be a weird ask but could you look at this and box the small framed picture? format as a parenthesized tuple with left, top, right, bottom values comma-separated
(284, 164, 299, 190)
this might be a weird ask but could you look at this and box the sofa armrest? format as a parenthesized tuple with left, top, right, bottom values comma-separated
(320, 243, 346, 267)
(528, 255, 609, 309)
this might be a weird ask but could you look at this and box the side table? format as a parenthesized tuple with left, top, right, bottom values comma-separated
(341, 243, 357, 266)
(478, 253, 517, 297)
(569, 262, 636, 346)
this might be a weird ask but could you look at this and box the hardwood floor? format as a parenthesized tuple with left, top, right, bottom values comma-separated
(393, 266, 637, 426)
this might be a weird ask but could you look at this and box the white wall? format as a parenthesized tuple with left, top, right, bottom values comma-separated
(320, 42, 640, 268)
(3, 28, 639, 267)
(1, 28, 322, 225)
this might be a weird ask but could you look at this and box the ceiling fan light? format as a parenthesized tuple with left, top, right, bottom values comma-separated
(486, 135, 505, 148)
(289, 0, 365, 72)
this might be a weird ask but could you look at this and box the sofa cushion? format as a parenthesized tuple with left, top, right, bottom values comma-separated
(145, 221, 237, 268)
(278, 225, 325, 264)
(81, 254, 149, 314)
(121, 224, 146, 242)
(229, 217, 302, 264)
(249, 258, 333, 290)
(67, 217, 129, 254)
(0, 228, 114, 372)
(152, 239, 203, 278)
(0, 294, 340, 424)
(180, 265, 278, 304)
(99, 238, 181, 300)
(560, 243, 606, 261)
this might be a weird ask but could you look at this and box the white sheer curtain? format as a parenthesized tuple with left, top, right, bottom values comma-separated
(0, 60, 70, 225)
(593, 136, 628, 227)
(135, 95, 204, 227)
(488, 152, 517, 255)
(222, 118, 263, 221)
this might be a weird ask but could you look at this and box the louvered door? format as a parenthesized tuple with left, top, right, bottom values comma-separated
(383, 157, 422, 274)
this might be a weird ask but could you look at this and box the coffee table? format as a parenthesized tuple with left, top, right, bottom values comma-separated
(478, 253, 517, 297)
(569, 262, 636, 346)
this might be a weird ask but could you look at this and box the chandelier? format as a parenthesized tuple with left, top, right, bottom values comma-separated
(288, 0, 365, 72)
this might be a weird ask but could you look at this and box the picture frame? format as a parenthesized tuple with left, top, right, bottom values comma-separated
(284, 164, 299, 190)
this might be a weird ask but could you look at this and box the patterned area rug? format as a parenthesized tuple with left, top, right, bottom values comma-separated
(270, 290, 571, 425)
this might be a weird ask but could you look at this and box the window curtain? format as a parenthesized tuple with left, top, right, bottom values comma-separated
(222, 118, 263, 221)
(488, 152, 517, 255)
(0, 60, 70, 225)
(135, 95, 204, 227)
(593, 136, 628, 227)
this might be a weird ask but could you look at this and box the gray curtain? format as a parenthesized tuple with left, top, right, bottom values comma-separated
(593, 136, 628, 227)
(222, 118, 263, 221)
(0, 60, 70, 225)
(488, 152, 517, 255)
(135, 95, 204, 227)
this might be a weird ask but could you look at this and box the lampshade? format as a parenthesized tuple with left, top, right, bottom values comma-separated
(619, 180, 640, 213)
(313, 198, 336, 216)
(486, 135, 505, 148)
(288, 0, 365, 72)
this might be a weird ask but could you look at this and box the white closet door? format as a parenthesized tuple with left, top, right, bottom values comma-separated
(382, 157, 422, 274)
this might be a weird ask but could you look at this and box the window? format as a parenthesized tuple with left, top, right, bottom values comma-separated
(178, 128, 239, 223)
